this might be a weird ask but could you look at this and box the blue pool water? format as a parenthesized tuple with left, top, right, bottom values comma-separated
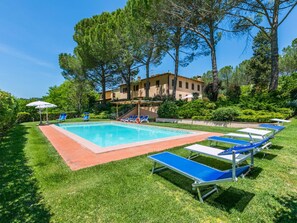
(57, 122, 191, 148)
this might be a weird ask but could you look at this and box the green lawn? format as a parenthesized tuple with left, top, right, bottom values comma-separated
(1, 119, 297, 222)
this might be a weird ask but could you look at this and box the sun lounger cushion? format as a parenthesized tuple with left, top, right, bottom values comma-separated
(208, 136, 250, 145)
(225, 133, 263, 140)
(218, 137, 271, 155)
(148, 152, 250, 182)
(238, 128, 271, 136)
(185, 144, 250, 163)
(259, 124, 285, 132)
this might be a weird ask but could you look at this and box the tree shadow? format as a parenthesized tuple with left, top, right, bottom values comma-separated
(273, 194, 297, 222)
(0, 125, 51, 222)
(207, 186, 255, 213)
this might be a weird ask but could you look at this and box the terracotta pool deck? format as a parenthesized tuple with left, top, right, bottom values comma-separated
(39, 125, 222, 171)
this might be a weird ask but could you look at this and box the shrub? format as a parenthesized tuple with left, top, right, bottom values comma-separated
(178, 100, 216, 119)
(157, 101, 179, 118)
(17, 112, 32, 123)
(212, 107, 240, 121)
(0, 90, 18, 135)
(236, 110, 290, 122)
(90, 111, 109, 119)
(226, 84, 241, 103)
(241, 109, 256, 115)
(288, 100, 297, 114)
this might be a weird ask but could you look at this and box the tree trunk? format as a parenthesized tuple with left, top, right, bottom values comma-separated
(127, 66, 131, 100)
(101, 66, 106, 106)
(145, 61, 150, 98)
(269, 2, 280, 91)
(209, 23, 219, 101)
(172, 28, 181, 100)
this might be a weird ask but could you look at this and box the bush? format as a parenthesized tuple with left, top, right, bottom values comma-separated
(241, 109, 257, 115)
(236, 110, 291, 122)
(0, 90, 18, 135)
(90, 112, 109, 119)
(212, 107, 240, 121)
(288, 100, 297, 114)
(178, 100, 216, 119)
(157, 101, 179, 118)
(17, 112, 32, 123)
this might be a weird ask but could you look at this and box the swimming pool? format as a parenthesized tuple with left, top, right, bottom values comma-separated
(54, 122, 199, 153)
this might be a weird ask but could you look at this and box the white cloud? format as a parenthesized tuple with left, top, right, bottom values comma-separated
(0, 43, 55, 69)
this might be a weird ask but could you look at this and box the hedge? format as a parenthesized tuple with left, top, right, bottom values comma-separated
(0, 90, 18, 135)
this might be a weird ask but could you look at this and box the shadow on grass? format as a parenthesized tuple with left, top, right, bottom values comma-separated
(245, 167, 263, 179)
(207, 186, 255, 213)
(270, 145, 284, 150)
(156, 168, 254, 212)
(273, 194, 297, 222)
(0, 125, 51, 223)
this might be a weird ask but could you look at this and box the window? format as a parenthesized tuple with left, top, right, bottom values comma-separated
(186, 82, 189, 89)
(123, 88, 127, 93)
(197, 84, 200, 91)
(133, 85, 139, 91)
(172, 79, 174, 86)
(179, 81, 182, 88)
(192, 83, 194, 90)
(156, 80, 160, 87)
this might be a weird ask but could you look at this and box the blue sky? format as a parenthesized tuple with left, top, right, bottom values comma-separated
(0, 0, 297, 98)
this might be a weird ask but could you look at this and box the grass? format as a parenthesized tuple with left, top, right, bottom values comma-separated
(0, 119, 297, 222)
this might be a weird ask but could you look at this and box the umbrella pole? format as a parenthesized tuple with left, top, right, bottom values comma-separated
(46, 107, 49, 124)
(39, 108, 42, 125)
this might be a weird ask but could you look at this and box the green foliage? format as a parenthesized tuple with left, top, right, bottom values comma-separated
(226, 84, 241, 103)
(211, 107, 240, 121)
(157, 101, 179, 118)
(89, 112, 109, 119)
(17, 112, 32, 123)
(248, 30, 271, 91)
(0, 90, 18, 135)
(204, 82, 222, 102)
(218, 65, 233, 89)
(178, 99, 216, 119)
(231, 60, 253, 86)
(44, 80, 97, 114)
(280, 38, 297, 75)
(237, 108, 293, 122)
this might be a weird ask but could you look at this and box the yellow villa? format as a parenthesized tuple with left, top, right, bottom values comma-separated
(102, 73, 203, 101)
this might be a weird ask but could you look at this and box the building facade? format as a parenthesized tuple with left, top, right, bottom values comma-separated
(103, 73, 203, 101)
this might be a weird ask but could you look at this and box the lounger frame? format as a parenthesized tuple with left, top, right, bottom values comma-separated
(150, 151, 247, 202)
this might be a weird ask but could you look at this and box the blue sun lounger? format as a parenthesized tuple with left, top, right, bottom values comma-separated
(258, 124, 285, 133)
(57, 113, 67, 122)
(148, 152, 250, 202)
(208, 136, 253, 146)
(140, 115, 149, 123)
(129, 115, 138, 122)
(83, 112, 90, 121)
(185, 137, 271, 166)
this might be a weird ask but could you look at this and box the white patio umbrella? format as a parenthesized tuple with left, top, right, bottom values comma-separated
(26, 101, 53, 125)
(35, 103, 57, 124)
(182, 94, 193, 100)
